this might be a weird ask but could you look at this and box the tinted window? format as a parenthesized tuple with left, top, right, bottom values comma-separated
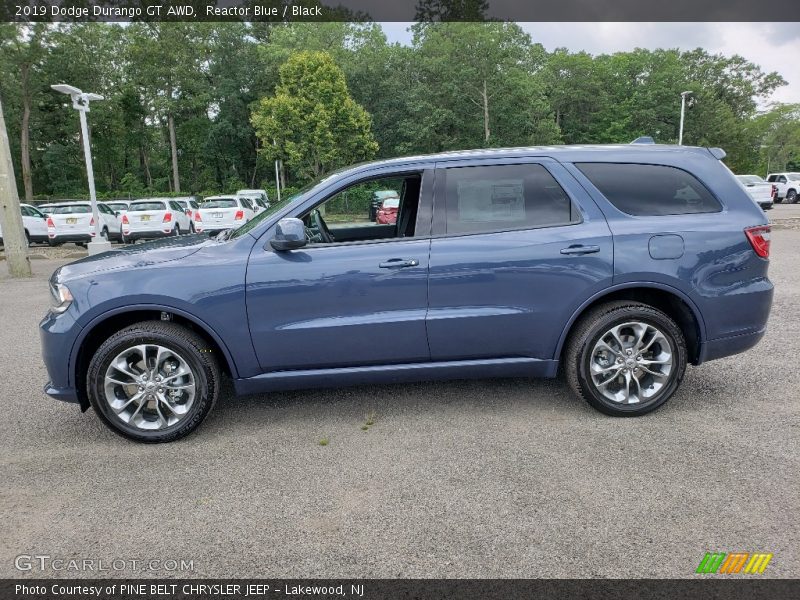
(169, 201, 183, 211)
(240, 197, 253, 210)
(129, 202, 167, 212)
(443, 164, 579, 234)
(51, 205, 91, 214)
(576, 163, 722, 216)
(107, 203, 127, 211)
(203, 199, 237, 209)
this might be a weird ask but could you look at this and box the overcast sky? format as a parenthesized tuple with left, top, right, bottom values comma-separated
(380, 22, 800, 106)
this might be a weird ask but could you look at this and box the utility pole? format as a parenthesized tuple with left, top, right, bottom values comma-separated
(678, 90, 693, 146)
(0, 96, 32, 277)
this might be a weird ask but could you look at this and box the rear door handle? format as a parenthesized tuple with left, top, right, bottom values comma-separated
(379, 258, 419, 268)
(560, 245, 600, 255)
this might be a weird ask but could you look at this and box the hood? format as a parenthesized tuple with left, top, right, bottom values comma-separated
(55, 234, 213, 282)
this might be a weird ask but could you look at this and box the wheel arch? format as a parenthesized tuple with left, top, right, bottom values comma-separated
(555, 283, 706, 366)
(71, 305, 238, 411)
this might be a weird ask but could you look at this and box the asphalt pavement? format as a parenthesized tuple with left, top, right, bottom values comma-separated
(0, 219, 797, 579)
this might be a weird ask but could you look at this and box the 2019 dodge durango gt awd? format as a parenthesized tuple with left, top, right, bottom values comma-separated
(40, 144, 773, 442)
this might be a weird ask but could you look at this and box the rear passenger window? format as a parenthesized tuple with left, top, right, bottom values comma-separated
(577, 163, 722, 216)
(443, 164, 580, 235)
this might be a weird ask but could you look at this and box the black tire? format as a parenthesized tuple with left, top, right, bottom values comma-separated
(564, 301, 687, 417)
(189, 222, 195, 233)
(24, 230, 31, 246)
(48, 239, 59, 247)
(173, 224, 180, 236)
(86, 321, 221, 443)
(787, 189, 797, 204)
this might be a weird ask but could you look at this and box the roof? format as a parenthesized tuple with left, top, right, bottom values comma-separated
(329, 144, 721, 178)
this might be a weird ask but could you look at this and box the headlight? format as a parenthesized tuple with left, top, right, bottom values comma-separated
(49, 282, 73, 314)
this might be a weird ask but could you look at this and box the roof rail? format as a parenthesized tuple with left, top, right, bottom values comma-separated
(630, 136, 655, 144)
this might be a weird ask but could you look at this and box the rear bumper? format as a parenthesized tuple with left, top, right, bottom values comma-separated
(697, 327, 767, 364)
(49, 233, 92, 243)
(124, 230, 173, 241)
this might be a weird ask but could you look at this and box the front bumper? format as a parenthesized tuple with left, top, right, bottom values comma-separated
(44, 381, 80, 404)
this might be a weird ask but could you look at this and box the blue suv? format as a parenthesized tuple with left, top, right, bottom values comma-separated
(40, 145, 773, 442)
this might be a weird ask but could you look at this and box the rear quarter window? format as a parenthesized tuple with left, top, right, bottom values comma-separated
(576, 163, 722, 216)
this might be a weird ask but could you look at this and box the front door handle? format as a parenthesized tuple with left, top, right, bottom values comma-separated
(560, 245, 600, 255)
(379, 258, 419, 268)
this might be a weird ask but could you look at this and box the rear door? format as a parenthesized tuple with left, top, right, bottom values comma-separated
(426, 158, 614, 362)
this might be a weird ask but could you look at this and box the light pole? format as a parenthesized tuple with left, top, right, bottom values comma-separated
(51, 84, 111, 255)
(678, 90, 693, 146)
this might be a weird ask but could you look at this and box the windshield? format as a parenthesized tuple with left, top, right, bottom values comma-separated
(129, 202, 166, 211)
(51, 205, 91, 214)
(202, 199, 237, 209)
(382, 198, 400, 209)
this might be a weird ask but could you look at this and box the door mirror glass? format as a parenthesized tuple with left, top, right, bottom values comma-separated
(270, 217, 307, 251)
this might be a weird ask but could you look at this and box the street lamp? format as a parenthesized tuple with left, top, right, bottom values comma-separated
(51, 83, 110, 255)
(678, 90, 693, 146)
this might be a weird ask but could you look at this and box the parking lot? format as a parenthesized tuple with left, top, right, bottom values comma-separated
(0, 207, 798, 579)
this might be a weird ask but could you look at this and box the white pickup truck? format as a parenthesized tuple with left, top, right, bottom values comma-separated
(766, 172, 800, 203)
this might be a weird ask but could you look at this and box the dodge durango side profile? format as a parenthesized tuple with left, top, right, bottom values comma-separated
(40, 144, 773, 442)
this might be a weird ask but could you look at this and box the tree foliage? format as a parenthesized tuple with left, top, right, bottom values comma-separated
(251, 51, 378, 180)
(0, 22, 795, 199)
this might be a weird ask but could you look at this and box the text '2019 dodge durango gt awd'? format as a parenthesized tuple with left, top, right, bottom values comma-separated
(40, 144, 773, 442)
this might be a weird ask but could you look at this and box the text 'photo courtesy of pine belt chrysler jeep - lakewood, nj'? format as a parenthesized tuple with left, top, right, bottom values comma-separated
(39, 143, 773, 442)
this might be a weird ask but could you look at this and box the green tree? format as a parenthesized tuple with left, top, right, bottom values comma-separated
(251, 51, 378, 183)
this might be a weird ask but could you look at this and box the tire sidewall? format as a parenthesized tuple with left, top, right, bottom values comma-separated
(576, 309, 687, 416)
(88, 328, 215, 442)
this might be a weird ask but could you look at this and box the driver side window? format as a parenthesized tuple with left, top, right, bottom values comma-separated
(302, 173, 423, 245)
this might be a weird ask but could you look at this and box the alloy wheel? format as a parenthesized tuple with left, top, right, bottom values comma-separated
(103, 344, 196, 430)
(588, 321, 674, 405)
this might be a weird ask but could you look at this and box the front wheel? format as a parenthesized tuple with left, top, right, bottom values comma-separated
(787, 189, 797, 204)
(565, 301, 687, 416)
(86, 321, 221, 442)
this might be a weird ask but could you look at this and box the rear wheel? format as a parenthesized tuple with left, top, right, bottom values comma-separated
(565, 301, 687, 416)
(87, 321, 221, 443)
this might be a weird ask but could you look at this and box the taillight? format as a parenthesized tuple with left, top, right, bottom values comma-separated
(234, 210, 244, 220)
(46, 217, 54, 228)
(89, 216, 95, 236)
(89, 216, 94, 226)
(121, 214, 129, 225)
(745, 225, 770, 258)
(771, 185, 777, 199)
(194, 211, 202, 221)
(186, 209, 192, 216)
(163, 212, 172, 223)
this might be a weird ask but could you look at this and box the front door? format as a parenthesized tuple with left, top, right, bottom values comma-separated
(246, 171, 433, 372)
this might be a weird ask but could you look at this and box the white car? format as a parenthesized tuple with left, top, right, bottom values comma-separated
(172, 197, 201, 232)
(766, 172, 800, 203)
(47, 202, 121, 246)
(735, 175, 774, 210)
(0, 203, 49, 246)
(196, 195, 254, 234)
(121, 198, 191, 243)
(236, 189, 270, 214)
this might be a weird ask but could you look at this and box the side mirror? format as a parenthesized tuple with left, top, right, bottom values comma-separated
(270, 217, 307, 251)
